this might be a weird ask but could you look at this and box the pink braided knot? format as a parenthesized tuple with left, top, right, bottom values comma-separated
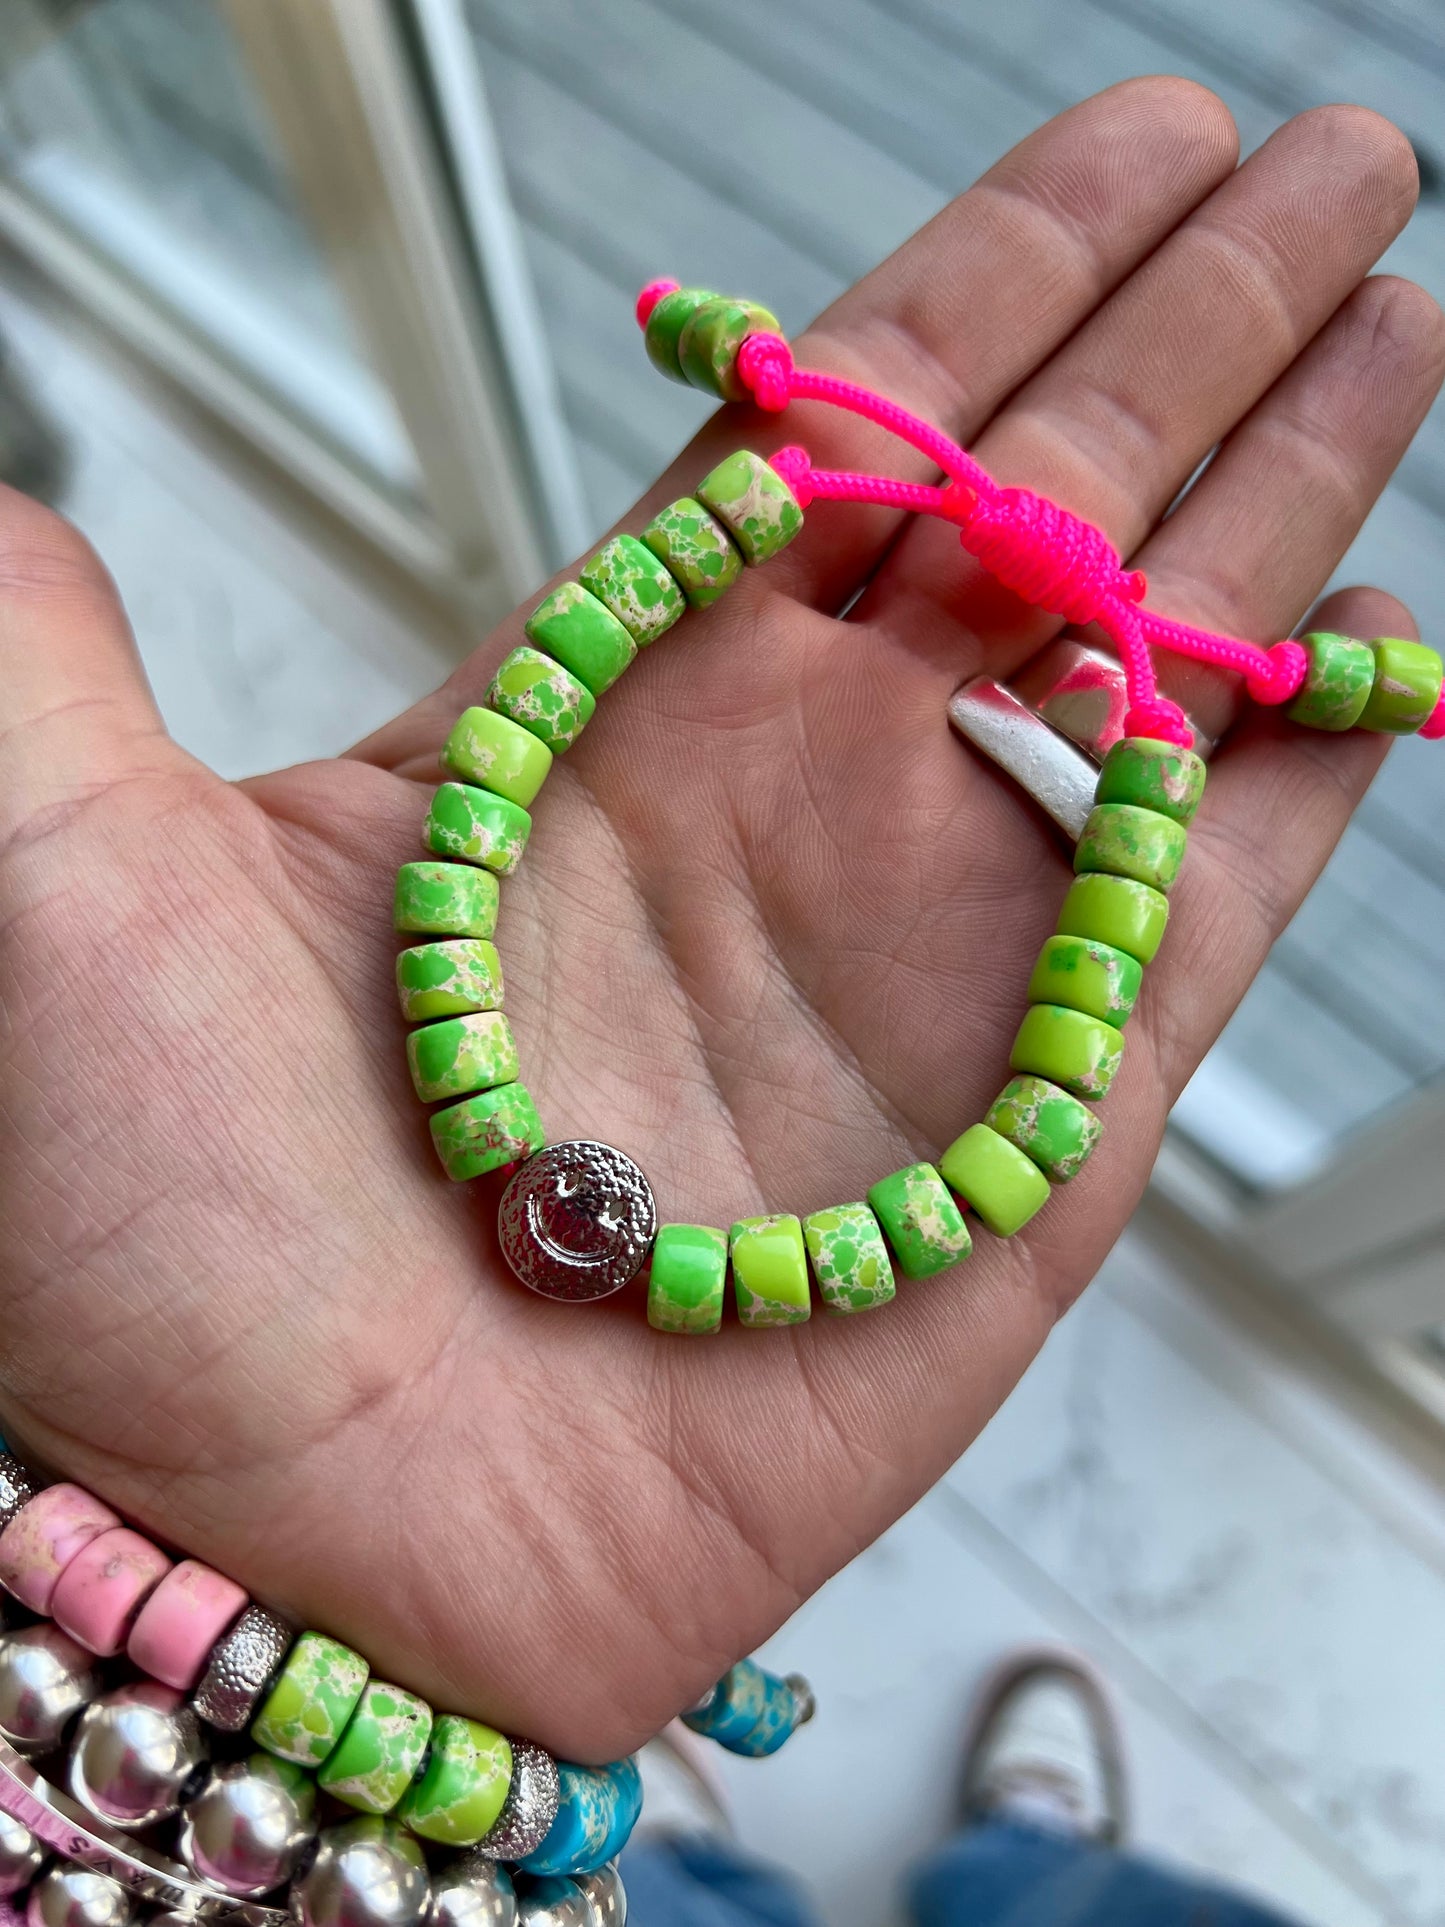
(635, 279, 679, 328)
(1124, 700, 1193, 748)
(1422, 693, 1445, 741)
(1245, 639, 1309, 707)
(769, 444, 814, 506)
(737, 331, 795, 412)
(959, 487, 1144, 627)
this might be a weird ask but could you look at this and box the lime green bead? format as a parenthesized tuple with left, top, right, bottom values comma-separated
(397, 1715, 512, 1847)
(442, 706, 553, 809)
(677, 297, 780, 401)
(1056, 874, 1168, 966)
(429, 1083, 545, 1181)
(485, 646, 596, 755)
(581, 533, 686, 645)
(802, 1202, 895, 1314)
(1095, 737, 1206, 828)
(642, 498, 744, 609)
(395, 939, 502, 1023)
(406, 1011, 517, 1105)
(729, 1214, 811, 1327)
(1011, 1004, 1125, 1101)
(939, 1124, 1051, 1237)
(647, 1224, 727, 1335)
(1358, 637, 1443, 734)
(1075, 804, 1186, 894)
(985, 1076, 1101, 1183)
(866, 1163, 972, 1279)
(1027, 934, 1142, 1029)
(425, 782, 530, 877)
(393, 862, 498, 941)
(644, 287, 718, 382)
(252, 1632, 369, 1768)
(1288, 632, 1375, 732)
(696, 450, 804, 566)
(524, 581, 637, 695)
(319, 1680, 433, 1815)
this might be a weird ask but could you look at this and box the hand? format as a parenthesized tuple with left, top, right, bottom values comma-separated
(1, 80, 1439, 1761)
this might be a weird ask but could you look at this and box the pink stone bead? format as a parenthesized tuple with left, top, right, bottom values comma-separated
(127, 1559, 249, 1691)
(50, 1527, 172, 1656)
(0, 1484, 121, 1613)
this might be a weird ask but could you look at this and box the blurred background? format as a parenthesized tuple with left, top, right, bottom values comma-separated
(0, 3, 1442, 1922)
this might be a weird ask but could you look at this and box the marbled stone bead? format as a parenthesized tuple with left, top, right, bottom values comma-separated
(426, 783, 531, 878)
(0, 1484, 121, 1615)
(580, 534, 685, 645)
(50, 1527, 172, 1658)
(430, 1083, 546, 1182)
(251, 1631, 369, 1768)
(939, 1124, 1051, 1238)
(1075, 804, 1186, 894)
(518, 1760, 642, 1878)
(398, 1715, 512, 1847)
(442, 708, 554, 810)
(397, 940, 503, 1023)
(985, 1076, 1101, 1183)
(407, 1012, 518, 1105)
(677, 297, 780, 401)
(728, 1215, 811, 1328)
(801, 1202, 895, 1314)
(485, 647, 596, 755)
(1026, 934, 1142, 1029)
(1011, 1004, 1125, 1102)
(643, 286, 717, 382)
(128, 1559, 249, 1692)
(696, 451, 804, 566)
(682, 1660, 777, 1752)
(1287, 632, 1376, 732)
(394, 863, 499, 941)
(524, 583, 636, 696)
(1359, 636, 1444, 734)
(1056, 874, 1168, 967)
(646, 1225, 727, 1335)
(319, 1680, 433, 1816)
(1094, 737, 1206, 827)
(640, 499, 743, 609)
(866, 1164, 972, 1279)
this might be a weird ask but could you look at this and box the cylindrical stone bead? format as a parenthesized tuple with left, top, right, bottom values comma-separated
(397, 1715, 512, 1846)
(580, 534, 685, 645)
(251, 1630, 369, 1768)
(1358, 637, 1444, 734)
(939, 1125, 1051, 1238)
(1026, 934, 1142, 1029)
(425, 783, 531, 878)
(524, 583, 637, 696)
(866, 1163, 972, 1279)
(486, 646, 596, 755)
(1056, 874, 1168, 967)
(682, 1660, 770, 1747)
(0, 1485, 121, 1614)
(319, 1680, 433, 1816)
(728, 1215, 811, 1328)
(643, 286, 717, 382)
(801, 1202, 895, 1314)
(396, 940, 503, 1024)
(641, 499, 744, 609)
(128, 1560, 248, 1691)
(430, 1083, 545, 1181)
(1075, 804, 1186, 894)
(406, 1011, 518, 1105)
(1287, 632, 1376, 731)
(1011, 1005, 1125, 1101)
(517, 1759, 642, 1878)
(394, 862, 499, 941)
(1094, 737, 1206, 827)
(696, 451, 804, 566)
(50, 1527, 172, 1658)
(442, 708, 553, 810)
(677, 297, 780, 401)
(985, 1076, 1101, 1184)
(0, 1458, 37, 1534)
(647, 1225, 728, 1336)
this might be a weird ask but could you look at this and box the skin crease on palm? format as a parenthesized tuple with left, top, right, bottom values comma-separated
(0, 76, 1443, 1767)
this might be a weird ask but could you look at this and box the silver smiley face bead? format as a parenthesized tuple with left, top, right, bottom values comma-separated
(498, 1143, 656, 1303)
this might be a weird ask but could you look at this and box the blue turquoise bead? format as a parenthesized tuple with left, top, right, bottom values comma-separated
(595, 1756, 644, 1864)
(720, 1671, 800, 1758)
(517, 1758, 643, 1877)
(681, 1659, 769, 1747)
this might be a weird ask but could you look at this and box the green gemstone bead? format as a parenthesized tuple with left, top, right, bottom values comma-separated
(1287, 632, 1375, 732)
(729, 1214, 811, 1327)
(252, 1632, 369, 1768)
(397, 1715, 513, 1847)
(1056, 874, 1168, 967)
(429, 1083, 545, 1181)
(485, 646, 596, 755)
(580, 533, 686, 645)
(677, 297, 781, 401)
(406, 1011, 518, 1105)
(647, 1224, 727, 1335)
(319, 1680, 433, 1815)
(393, 862, 498, 940)
(696, 450, 804, 567)
(395, 940, 502, 1023)
(938, 1124, 1051, 1238)
(524, 581, 637, 696)
(1358, 637, 1444, 734)
(801, 1202, 895, 1314)
(985, 1075, 1101, 1183)
(1075, 804, 1186, 894)
(1011, 1004, 1125, 1101)
(1095, 737, 1206, 827)
(641, 498, 744, 609)
(441, 706, 553, 809)
(1027, 934, 1142, 1029)
(866, 1163, 972, 1279)
(425, 782, 531, 877)
(644, 287, 718, 382)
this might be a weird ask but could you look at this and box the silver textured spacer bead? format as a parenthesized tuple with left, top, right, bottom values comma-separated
(470, 1741, 560, 1863)
(784, 1674, 816, 1728)
(0, 1457, 37, 1535)
(191, 1605, 293, 1732)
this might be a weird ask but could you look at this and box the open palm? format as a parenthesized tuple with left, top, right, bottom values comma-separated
(1, 80, 1441, 1764)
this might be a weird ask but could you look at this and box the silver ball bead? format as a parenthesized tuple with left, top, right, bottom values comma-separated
(572, 1867, 624, 1927)
(68, 1682, 208, 1830)
(0, 1812, 45, 1897)
(177, 1752, 316, 1898)
(424, 1861, 515, 1927)
(24, 1867, 133, 1927)
(289, 1818, 430, 1927)
(0, 1624, 101, 1754)
(515, 1880, 590, 1927)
